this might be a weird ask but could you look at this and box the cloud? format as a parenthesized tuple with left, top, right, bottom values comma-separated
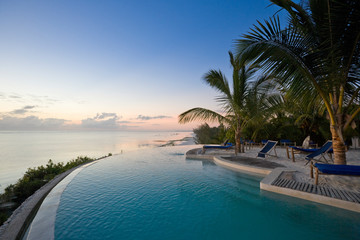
(94, 112, 119, 120)
(0, 115, 67, 130)
(9, 95, 21, 99)
(0, 92, 59, 105)
(80, 113, 125, 130)
(118, 121, 131, 124)
(10, 105, 36, 115)
(136, 115, 172, 121)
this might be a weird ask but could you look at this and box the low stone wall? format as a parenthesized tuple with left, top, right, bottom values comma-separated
(0, 157, 105, 240)
(0, 168, 75, 240)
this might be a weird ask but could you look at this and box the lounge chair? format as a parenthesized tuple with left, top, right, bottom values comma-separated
(202, 140, 233, 153)
(305, 140, 333, 164)
(286, 141, 333, 162)
(310, 162, 360, 185)
(280, 139, 296, 147)
(245, 140, 255, 150)
(257, 140, 278, 158)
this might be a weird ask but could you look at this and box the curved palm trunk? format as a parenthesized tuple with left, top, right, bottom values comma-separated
(330, 125, 346, 165)
(235, 128, 241, 155)
(235, 124, 244, 155)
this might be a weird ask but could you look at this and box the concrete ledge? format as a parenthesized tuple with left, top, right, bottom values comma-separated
(186, 148, 214, 160)
(186, 154, 214, 160)
(213, 156, 272, 176)
(24, 161, 98, 240)
(260, 169, 360, 213)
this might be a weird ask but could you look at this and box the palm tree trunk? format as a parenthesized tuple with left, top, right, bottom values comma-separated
(235, 127, 242, 155)
(330, 125, 347, 165)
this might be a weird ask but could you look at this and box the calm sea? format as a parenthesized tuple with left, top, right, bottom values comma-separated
(0, 131, 193, 193)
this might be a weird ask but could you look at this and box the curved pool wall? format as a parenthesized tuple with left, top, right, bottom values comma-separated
(24, 161, 98, 240)
(30, 146, 360, 239)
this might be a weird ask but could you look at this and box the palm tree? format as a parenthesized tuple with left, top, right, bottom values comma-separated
(178, 51, 273, 154)
(236, 0, 360, 164)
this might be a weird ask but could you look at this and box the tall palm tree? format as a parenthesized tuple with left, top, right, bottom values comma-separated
(178, 51, 273, 154)
(236, 0, 360, 164)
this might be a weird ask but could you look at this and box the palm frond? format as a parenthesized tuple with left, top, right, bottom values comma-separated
(178, 108, 227, 124)
(202, 70, 232, 99)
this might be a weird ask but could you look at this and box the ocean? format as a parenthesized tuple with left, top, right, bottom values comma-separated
(0, 131, 193, 193)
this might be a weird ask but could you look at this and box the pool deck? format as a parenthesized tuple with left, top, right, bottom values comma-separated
(186, 146, 360, 213)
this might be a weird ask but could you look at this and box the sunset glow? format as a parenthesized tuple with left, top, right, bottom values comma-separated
(0, 0, 282, 131)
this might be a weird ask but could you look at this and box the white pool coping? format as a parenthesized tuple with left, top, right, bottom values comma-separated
(260, 168, 360, 213)
(24, 161, 98, 240)
(213, 156, 272, 176)
(187, 152, 360, 213)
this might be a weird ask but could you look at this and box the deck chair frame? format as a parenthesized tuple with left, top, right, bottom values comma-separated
(257, 140, 278, 158)
(286, 146, 318, 162)
(305, 140, 333, 164)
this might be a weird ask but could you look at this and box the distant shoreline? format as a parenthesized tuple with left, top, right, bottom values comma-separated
(0, 134, 195, 239)
(160, 136, 195, 147)
(0, 131, 193, 193)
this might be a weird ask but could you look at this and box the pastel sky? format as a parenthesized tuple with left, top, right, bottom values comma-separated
(0, 0, 283, 131)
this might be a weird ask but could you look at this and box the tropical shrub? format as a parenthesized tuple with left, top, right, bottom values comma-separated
(0, 156, 95, 226)
(193, 123, 227, 144)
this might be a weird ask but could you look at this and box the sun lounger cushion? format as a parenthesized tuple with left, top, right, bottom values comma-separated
(290, 146, 318, 153)
(203, 143, 233, 149)
(314, 163, 360, 175)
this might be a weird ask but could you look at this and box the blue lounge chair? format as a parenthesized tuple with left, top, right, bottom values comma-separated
(202, 141, 233, 153)
(305, 140, 333, 164)
(287, 142, 333, 162)
(257, 140, 278, 158)
(311, 162, 360, 184)
(280, 139, 296, 147)
(245, 140, 255, 150)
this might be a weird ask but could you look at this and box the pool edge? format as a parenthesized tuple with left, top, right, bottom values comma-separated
(188, 152, 360, 213)
(0, 160, 101, 240)
(24, 161, 99, 240)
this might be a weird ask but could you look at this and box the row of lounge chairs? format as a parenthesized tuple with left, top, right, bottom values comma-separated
(258, 140, 360, 184)
(203, 140, 360, 185)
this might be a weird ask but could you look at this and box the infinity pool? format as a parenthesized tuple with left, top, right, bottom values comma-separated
(53, 146, 359, 239)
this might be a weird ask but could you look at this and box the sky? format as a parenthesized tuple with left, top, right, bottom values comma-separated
(0, 0, 284, 131)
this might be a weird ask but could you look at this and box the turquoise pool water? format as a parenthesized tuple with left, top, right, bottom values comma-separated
(55, 146, 360, 240)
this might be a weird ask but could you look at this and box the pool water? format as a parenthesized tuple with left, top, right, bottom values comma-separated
(55, 146, 360, 240)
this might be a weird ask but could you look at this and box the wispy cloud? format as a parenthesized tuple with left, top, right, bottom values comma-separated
(136, 115, 172, 121)
(0, 92, 59, 105)
(94, 112, 119, 120)
(80, 113, 127, 130)
(0, 116, 67, 130)
(10, 105, 36, 115)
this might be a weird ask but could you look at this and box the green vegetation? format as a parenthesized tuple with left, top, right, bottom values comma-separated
(193, 123, 227, 144)
(0, 156, 95, 226)
(236, 0, 360, 164)
(179, 51, 276, 154)
(180, 0, 360, 163)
